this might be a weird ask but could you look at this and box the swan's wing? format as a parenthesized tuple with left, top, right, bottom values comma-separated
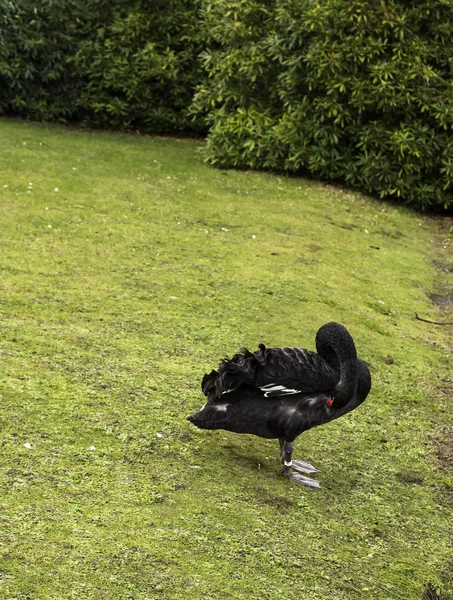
(254, 346, 339, 396)
(216, 345, 339, 397)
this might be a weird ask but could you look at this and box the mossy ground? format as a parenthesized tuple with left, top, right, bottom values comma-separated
(0, 119, 451, 600)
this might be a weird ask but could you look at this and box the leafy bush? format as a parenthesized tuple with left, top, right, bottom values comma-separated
(2, 0, 453, 208)
(0, 0, 205, 133)
(0, 0, 102, 121)
(194, 0, 453, 210)
(73, 0, 205, 133)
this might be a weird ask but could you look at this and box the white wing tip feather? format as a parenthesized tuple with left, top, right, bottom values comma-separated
(260, 384, 302, 397)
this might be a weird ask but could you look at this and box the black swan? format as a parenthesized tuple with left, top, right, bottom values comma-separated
(187, 322, 371, 487)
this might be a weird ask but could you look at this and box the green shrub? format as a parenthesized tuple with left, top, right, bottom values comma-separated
(73, 0, 205, 133)
(2, 0, 453, 208)
(194, 0, 453, 210)
(0, 0, 205, 133)
(0, 0, 102, 121)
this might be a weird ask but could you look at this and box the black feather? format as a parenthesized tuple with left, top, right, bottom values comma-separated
(187, 322, 371, 483)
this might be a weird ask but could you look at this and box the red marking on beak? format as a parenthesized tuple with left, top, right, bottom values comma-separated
(326, 398, 334, 408)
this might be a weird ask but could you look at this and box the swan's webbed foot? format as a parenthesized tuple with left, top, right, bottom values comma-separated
(289, 471, 321, 488)
(279, 439, 320, 487)
(280, 463, 321, 487)
(292, 460, 319, 474)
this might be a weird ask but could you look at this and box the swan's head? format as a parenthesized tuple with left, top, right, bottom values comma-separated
(331, 357, 358, 409)
(330, 359, 371, 409)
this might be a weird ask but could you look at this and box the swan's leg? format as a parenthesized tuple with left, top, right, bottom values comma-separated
(279, 439, 294, 478)
(279, 439, 320, 488)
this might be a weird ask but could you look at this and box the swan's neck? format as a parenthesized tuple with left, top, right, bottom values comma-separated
(332, 357, 358, 408)
(332, 359, 371, 415)
(315, 322, 358, 409)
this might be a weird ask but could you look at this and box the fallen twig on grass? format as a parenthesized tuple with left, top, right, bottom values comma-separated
(415, 313, 453, 325)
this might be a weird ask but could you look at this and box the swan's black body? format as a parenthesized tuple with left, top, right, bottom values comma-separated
(187, 322, 371, 486)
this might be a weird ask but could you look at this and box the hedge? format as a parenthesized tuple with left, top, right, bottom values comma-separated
(194, 0, 453, 210)
(0, 0, 205, 133)
(73, 0, 205, 133)
(0, 0, 101, 121)
(1, 0, 453, 209)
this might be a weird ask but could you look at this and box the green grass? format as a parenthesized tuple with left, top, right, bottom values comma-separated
(0, 118, 451, 600)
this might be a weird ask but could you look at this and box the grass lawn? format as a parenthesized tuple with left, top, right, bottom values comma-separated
(0, 118, 452, 600)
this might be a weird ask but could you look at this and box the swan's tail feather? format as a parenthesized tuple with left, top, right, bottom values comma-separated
(201, 370, 219, 404)
(216, 345, 265, 395)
